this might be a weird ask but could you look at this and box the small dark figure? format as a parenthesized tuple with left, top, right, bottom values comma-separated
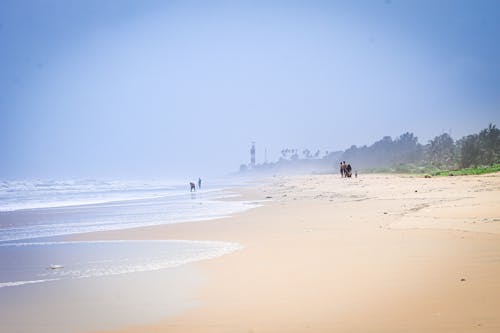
(346, 164, 352, 177)
(198, 178, 202, 189)
(190, 182, 196, 192)
(340, 162, 344, 178)
(355, 170, 358, 178)
(342, 161, 348, 178)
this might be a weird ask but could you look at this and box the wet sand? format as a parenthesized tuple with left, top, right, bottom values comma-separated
(81, 173, 500, 333)
(0, 265, 202, 333)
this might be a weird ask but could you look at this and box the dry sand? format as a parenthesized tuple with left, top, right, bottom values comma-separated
(86, 173, 500, 333)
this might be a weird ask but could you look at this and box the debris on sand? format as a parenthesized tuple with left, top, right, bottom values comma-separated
(49, 264, 64, 270)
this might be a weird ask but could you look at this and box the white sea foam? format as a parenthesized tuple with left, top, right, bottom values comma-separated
(0, 178, 254, 289)
(0, 187, 227, 212)
(0, 178, 257, 242)
(0, 239, 238, 247)
(0, 200, 257, 242)
(0, 279, 59, 288)
(0, 179, 186, 212)
(0, 240, 243, 288)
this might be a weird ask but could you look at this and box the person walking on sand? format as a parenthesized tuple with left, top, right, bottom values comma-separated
(340, 162, 344, 178)
(198, 178, 202, 190)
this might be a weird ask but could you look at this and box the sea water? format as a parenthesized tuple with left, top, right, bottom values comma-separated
(0, 179, 256, 288)
(0, 240, 241, 288)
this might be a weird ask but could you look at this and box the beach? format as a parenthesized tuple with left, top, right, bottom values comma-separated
(70, 172, 500, 333)
(3, 1, 499, 332)
(2, 173, 499, 332)
(0, 180, 254, 332)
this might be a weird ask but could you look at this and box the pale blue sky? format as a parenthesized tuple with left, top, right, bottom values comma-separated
(1, 0, 499, 179)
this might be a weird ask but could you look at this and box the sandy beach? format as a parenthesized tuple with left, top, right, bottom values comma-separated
(77, 173, 500, 333)
(3, 1, 499, 332)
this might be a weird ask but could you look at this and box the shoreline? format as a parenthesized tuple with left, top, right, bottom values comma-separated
(0, 183, 263, 333)
(4, 173, 498, 332)
(80, 172, 500, 333)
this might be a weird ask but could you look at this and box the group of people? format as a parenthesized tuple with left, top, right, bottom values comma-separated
(190, 178, 202, 192)
(340, 161, 357, 178)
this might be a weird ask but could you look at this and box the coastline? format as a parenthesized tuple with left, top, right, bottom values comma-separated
(78, 172, 500, 333)
(0, 183, 260, 333)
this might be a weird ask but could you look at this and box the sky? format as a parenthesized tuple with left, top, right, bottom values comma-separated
(1, 0, 499, 179)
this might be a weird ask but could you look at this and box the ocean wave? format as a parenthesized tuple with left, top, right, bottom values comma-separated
(0, 278, 59, 288)
(0, 179, 228, 212)
(0, 240, 242, 288)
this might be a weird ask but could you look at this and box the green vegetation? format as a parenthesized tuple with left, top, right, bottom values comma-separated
(361, 164, 440, 175)
(240, 124, 500, 176)
(432, 164, 500, 176)
(361, 164, 500, 176)
(344, 124, 499, 176)
(343, 124, 499, 172)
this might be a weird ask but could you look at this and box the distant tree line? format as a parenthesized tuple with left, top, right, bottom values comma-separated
(240, 124, 499, 173)
(341, 132, 422, 169)
(458, 124, 500, 168)
(340, 123, 499, 170)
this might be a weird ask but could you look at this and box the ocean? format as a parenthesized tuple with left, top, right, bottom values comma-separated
(0, 178, 257, 289)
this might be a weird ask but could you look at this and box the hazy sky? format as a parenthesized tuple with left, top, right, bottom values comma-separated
(1, 0, 499, 179)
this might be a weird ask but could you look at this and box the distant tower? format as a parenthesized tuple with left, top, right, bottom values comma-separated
(250, 142, 256, 167)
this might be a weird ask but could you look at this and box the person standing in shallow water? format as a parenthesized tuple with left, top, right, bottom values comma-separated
(190, 182, 196, 192)
(198, 178, 202, 190)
